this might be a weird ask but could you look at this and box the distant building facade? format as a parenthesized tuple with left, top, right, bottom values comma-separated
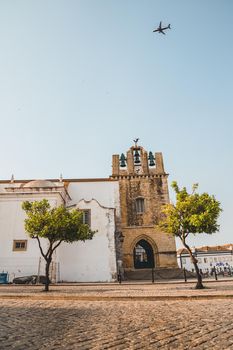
(177, 244, 233, 275)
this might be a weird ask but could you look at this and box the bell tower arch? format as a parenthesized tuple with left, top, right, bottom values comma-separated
(111, 140, 178, 273)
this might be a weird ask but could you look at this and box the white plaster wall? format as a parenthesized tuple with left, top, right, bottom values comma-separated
(58, 199, 117, 282)
(0, 193, 63, 281)
(67, 181, 119, 211)
(0, 180, 120, 282)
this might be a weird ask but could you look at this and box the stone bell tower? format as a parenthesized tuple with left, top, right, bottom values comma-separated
(111, 140, 178, 275)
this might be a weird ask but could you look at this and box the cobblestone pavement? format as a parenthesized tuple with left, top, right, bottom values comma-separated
(1, 299, 233, 350)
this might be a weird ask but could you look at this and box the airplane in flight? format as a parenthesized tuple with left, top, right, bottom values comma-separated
(153, 21, 171, 35)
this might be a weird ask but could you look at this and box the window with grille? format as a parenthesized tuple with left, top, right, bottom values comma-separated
(136, 198, 145, 213)
(13, 240, 27, 251)
(82, 210, 91, 226)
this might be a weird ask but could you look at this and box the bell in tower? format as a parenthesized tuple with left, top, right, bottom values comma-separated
(120, 153, 127, 167)
(148, 151, 155, 167)
(111, 140, 166, 177)
(134, 149, 141, 164)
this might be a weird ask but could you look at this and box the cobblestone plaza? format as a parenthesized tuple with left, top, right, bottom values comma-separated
(1, 282, 233, 349)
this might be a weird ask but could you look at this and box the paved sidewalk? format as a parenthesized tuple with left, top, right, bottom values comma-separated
(1, 279, 233, 300)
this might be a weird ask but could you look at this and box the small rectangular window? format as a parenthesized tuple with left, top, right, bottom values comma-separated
(136, 198, 145, 213)
(13, 240, 27, 251)
(82, 210, 91, 226)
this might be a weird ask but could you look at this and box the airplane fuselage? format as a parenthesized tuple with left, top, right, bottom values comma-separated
(159, 26, 169, 32)
(153, 23, 171, 34)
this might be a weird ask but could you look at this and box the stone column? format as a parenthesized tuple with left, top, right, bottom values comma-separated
(112, 155, 119, 176)
(126, 150, 134, 175)
(142, 150, 149, 174)
(155, 152, 165, 173)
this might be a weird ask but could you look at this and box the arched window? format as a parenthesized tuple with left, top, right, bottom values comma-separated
(136, 198, 145, 213)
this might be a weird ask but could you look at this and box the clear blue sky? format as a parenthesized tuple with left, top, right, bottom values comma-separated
(0, 1, 232, 248)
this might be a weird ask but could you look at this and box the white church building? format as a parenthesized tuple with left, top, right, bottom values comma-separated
(0, 143, 179, 283)
(0, 178, 120, 282)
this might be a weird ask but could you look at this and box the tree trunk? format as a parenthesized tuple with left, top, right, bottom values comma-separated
(44, 258, 51, 292)
(35, 238, 61, 292)
(182, 240, 204, 289)
(191, 256, 204, 289)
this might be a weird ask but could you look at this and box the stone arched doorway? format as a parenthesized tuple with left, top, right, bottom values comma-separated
(133, 239, 155, 269)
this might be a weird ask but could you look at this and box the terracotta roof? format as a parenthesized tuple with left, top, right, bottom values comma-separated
(177, 248, 187, 255)
(177, 244, 233, 255)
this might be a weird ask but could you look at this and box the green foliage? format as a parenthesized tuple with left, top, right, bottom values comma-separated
(22, 199, 95, 243)
(159, 181, 222, 240)
(22, 199, 95, 291)
(158, 181, 222, 290)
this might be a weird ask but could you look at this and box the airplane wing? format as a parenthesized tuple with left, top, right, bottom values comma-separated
(161, 30, 166, 35)
(159, 21, 162, 29)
